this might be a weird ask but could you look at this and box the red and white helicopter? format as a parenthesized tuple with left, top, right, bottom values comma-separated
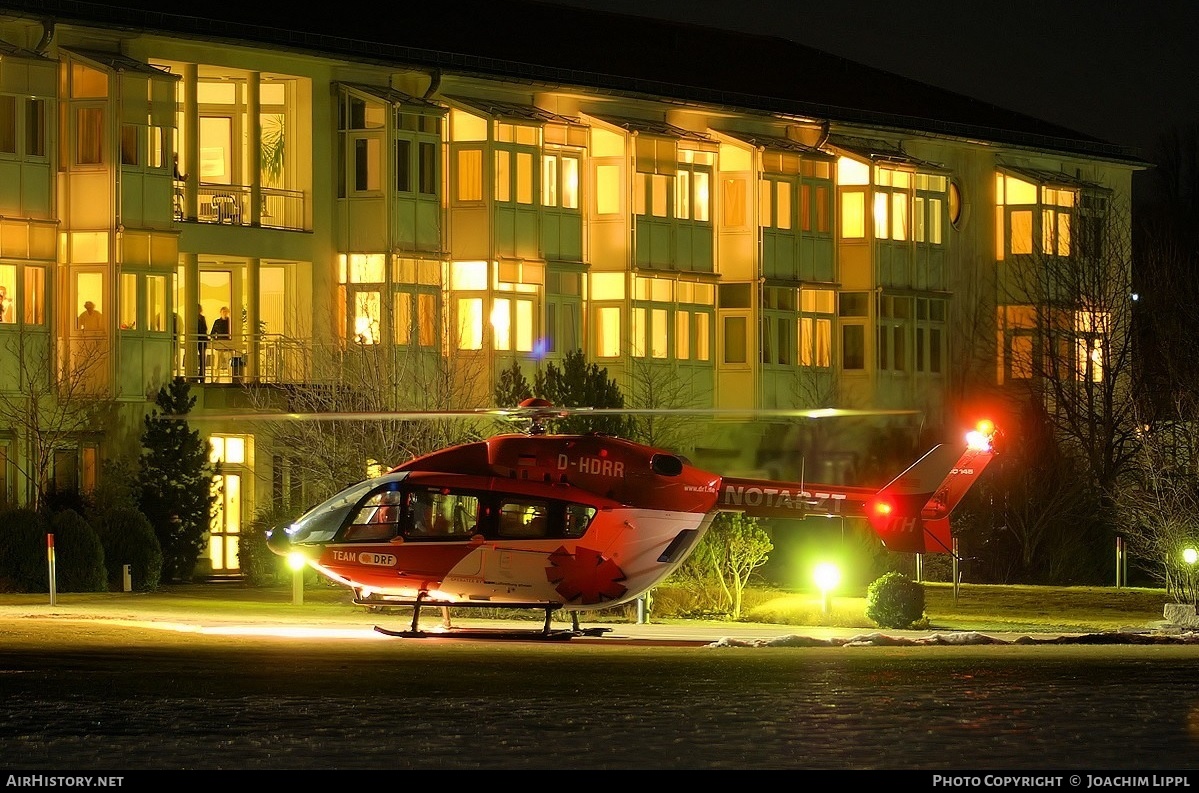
(263, 398, 999, 639)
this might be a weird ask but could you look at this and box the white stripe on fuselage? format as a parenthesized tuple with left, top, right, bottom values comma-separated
(439, 508, 709, 610)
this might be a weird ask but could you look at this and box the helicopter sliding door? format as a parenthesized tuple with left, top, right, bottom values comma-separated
(407, 487, 481, 538)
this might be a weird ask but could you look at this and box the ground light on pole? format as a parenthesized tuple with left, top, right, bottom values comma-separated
(1184, 547, 1198, 600)
(288, 552, 306, 605)
(47, 533, 56, 606)
(814, 562, 841, 616)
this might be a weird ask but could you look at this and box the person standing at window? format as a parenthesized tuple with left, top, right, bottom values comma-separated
(78, 301, 103, 332)
(0, 285, 11, 323)
(196, 305, 208, 381)
(210, 306, 231, 340)
(210, 306, 232, 378)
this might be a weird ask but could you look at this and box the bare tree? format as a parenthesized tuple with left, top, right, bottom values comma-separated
(623, 357, 702, 452)
(0, 329, 116, 510)
(1115, 400, 1199, 605)
(246, 341, 487, 505)
(998, 189, 1141, 500)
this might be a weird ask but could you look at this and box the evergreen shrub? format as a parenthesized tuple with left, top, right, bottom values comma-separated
(92, 507, 163, 592)
(865, 571, 926, 629)
(0, 508, 48, 592)
(49, 509, 108, 592)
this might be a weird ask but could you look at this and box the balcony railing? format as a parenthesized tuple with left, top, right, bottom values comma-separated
(176, 332, 313, 385)
(175, 182, 306, 231)
(174, 335, 461, 391)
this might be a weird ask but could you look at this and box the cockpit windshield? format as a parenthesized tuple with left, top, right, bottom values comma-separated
(287, 475, 406, 544)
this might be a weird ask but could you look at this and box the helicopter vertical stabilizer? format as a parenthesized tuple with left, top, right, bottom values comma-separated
(867, 422, 998, 554)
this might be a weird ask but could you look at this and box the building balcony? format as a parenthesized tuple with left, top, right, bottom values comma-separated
(174, 181, 306, 231)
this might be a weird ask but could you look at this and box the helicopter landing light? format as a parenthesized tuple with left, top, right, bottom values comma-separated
(286, 551, 308, 571)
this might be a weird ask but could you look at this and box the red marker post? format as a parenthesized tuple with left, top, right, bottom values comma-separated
(47, 533, 56, 606)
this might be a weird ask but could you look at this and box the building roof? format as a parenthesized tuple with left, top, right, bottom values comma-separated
(443, 95, 579, 125)
(0, 0, 1146, 165)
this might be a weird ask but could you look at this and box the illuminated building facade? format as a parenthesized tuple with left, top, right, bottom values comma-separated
(0, 1, 1143, 575)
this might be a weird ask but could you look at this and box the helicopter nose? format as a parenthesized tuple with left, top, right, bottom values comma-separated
(266, 525, 292, 557)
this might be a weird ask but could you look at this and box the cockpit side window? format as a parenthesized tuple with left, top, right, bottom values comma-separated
(562, 503, 596, 538)
(340, 485, 403, 542)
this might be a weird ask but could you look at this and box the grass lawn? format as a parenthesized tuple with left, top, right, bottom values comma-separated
(740, 582, 1173, 633)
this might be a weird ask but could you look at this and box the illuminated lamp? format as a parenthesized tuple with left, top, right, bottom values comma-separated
(965, 419, 995, 452)
(1184, 547, 1198, 566)
(813, 562, 841, 616)
(288, 551, 307, 606)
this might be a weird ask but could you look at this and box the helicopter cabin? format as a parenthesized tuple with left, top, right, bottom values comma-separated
(335, 481, 597, 544)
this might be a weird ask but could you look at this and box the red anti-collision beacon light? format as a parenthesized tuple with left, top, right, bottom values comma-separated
(965, 419, 996, 452)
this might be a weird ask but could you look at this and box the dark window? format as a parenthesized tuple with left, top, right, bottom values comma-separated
(395, 139, 411, 192)
(354, 139, 370, 191)
(419, 141, 437, 195)
(0, 95, 15, 154)
(843, 325, 865, 370)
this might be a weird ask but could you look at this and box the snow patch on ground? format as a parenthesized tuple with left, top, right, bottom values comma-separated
(708, 628, 1199, 648)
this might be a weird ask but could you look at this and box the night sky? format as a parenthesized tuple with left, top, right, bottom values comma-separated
(544, 0, 1199, 161)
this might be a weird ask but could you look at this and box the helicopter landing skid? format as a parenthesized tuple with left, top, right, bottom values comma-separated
(371, 624, 610, 641)
(357, 593, 612, 641)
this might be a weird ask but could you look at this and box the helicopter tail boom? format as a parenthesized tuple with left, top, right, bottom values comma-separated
(715, 422, 998, 555)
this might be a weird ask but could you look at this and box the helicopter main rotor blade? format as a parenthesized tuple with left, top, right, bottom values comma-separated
(171, 406, 920, 422)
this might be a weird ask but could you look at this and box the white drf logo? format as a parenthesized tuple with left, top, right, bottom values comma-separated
(891, 517, 919, 534)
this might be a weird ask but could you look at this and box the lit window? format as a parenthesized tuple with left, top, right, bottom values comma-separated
(595, 165, 620, 215)
(348, 254, 385, 283)
(873, 192, 889, 239)
(24, 266, 44, 325)
(891, 193, 908, 240)
(394, 292, 411, 345)
(492, 297, 511, 351)
(0, 264, 14, 324)
(596, 306, 621, 358)
(516, 151, 533, 204)
(1011, 210, 1033, 255)
(354, 291, 380, 344)
(457, 297, 483, 350)
(451, 261, 488, 291)
(541, 154, 557, 206)
(591, 272, 625, 300)
(119, 273, 137, 330)
(456, 149, 483, 201)
(694, 312, 710, 361)
(77, 107, 104, 165)
(841, 192, 865, 238)
(147, 276, 166, 332)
